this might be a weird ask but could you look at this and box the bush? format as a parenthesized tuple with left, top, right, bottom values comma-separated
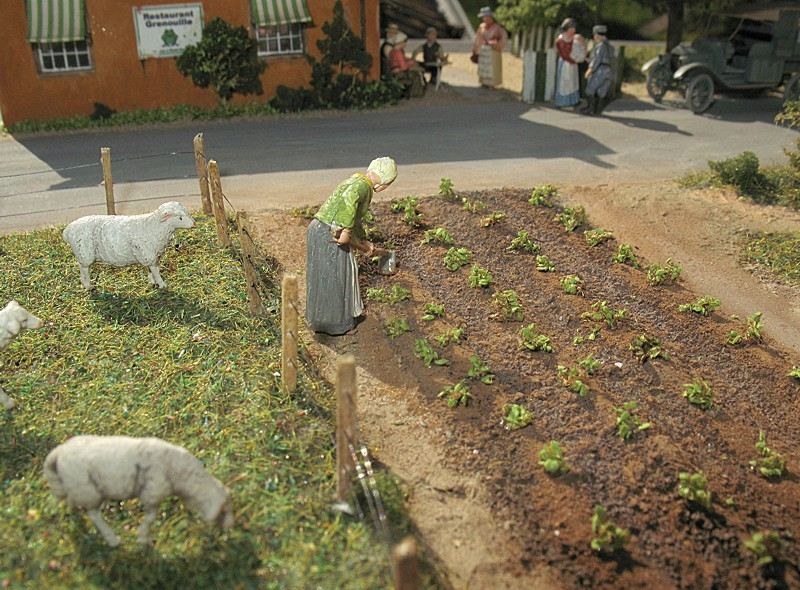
(707, 151, 774, 202)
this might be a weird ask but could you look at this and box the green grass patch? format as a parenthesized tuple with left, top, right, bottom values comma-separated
(0, 219, 424, 589)
(740, 231, 800, 286)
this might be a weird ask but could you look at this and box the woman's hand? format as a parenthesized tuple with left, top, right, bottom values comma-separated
(336, 228, 352, 245)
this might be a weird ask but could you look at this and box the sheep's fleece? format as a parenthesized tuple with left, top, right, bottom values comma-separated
(44, 435, 234, 547)
(62, 201, 195, 290)
(0, 300, 43, 410)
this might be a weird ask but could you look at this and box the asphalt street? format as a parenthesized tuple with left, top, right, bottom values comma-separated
(1, 75, 797, 233)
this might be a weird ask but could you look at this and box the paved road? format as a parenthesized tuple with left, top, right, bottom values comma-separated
(0, 74, 797, 233)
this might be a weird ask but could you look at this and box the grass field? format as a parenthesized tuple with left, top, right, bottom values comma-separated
(0, 219, 415, 589)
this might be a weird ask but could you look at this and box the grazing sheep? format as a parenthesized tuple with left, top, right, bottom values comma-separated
(62, 201, 195, 290)
(44, 435, 234, 547)
(0, 300, 43, 410)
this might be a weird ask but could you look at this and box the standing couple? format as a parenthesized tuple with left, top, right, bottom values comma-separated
(554, 19, 615, 115)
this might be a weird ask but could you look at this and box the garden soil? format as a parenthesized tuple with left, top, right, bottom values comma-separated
(250, 181, 800, 589)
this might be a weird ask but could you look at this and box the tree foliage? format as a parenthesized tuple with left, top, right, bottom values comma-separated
(176, 18, 265, 102)
(496, 0, 596, 32)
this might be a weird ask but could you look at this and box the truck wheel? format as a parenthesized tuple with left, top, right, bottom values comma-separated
(646, 63, 671, 103)
(685, 73, 714, 114)
(784, 74, 800, 105)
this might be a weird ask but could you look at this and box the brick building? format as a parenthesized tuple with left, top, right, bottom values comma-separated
(0, 0, 379, 126)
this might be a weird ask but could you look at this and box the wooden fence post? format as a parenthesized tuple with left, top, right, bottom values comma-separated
(193, 133, 212, 215)
(100, 147, 115, 215)
(615, 45, 626, 97)
(207, 159, 231, 248)
(237, 212, 264, 315)
(392, 537, 420, 590)
(336, 354, 357, 503)
(281, 273, 298, 393)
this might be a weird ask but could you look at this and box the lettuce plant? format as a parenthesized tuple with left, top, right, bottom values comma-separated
(503, 404, 532, 430)
(612, 243, 638, 266)
(582, 300, 626, 327)
(630, 333, 668, 363)
(749, 431, 786, 479)
(439, 177, 456, 199)
(555, 205, 587, 231)
(520, 324, 553, 352)
(744, 531, 784, 566)
(421, 303, 445, 321)
(492, 289, 524, 322)
(535, 255, 555, 272)
(506, 230, 540, 254)
(683, 378, 713, 409)
(467, 355, 495, 384)
(414, 338, 450, 367)
(480, 211, 506, 227)
(678, 471, 712, 509)
(538, 441, 569, 475)
(384, 317, 411, 339)
(678, 296, 721, 316)
(468, 265, 493, 288)
(646, 258, 682, 285)
(421, 227, 454, 246)
(615, 401, 652, 440)
(528, 184, 557, 207)
(590, 506, 628, 553)
(561, 274, 582, 295)
(585, 228, 613, 247)
(438, 381, 471, 408)
(443, 247, 472, 271)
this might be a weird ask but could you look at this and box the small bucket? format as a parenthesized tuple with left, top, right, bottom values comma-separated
(378, 250, 397, 275)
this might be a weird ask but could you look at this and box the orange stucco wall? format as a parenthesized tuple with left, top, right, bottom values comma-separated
(0, 0, 379, 126)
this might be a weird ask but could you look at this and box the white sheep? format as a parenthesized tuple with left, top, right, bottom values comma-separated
(0, 300, 43, 410)
(44, 435, 234, 547)
(62, 201, 195, 290)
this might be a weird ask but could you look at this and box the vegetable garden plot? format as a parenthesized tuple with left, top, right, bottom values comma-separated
(359, 189, 800, 589)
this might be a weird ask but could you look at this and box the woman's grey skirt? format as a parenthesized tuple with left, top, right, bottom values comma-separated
(306, 219, 363, 335)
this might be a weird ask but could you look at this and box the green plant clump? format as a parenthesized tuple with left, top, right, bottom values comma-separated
(557, 364, 589, 397)
(421, 303, 445, 321)
(480, 212, 506, 227)
(590, 505, 629, 553)
(682, 378, 713, 409)
(678, 296, 721, 316)
(439, 177, 456, 199)
(646, 258, 682, 285)
(561, 274, 583, 295)
(366, 284, 411, 304)
(726, 311, 764, 346)
(788, 366, 800, 380)
(468, 265, 493, 288)
(614, 401, 652, 440)
(577, 354, 601, 375)
(585, 228, 613, 247)
(443, 247, 473, 271)
(535, 255, 555, 272)
(538, 441, 569, 475)
(744, 531, 784, 566)
(629, 333, 668, 363)
(678, 471, 712, 510)
(528, 184, 557, 206)
(506, 230, 540, 254)
(434, 327, 463, 347)
(384, 317, 411, 339)
(467, 355, 495, 384)
(289, 204, 320, 219)
(421, 227, 454, 246)
(612, 243, 639, 266)
(708, 151, 772, 200)
(555, 205, 587, 232)
(582, 300, 626, 328)
(573, 327, 601, 346)
(462, 198, 487, 213)
(749, 431, 786, 479)
(519, 324, 553, 352)
(741, 231, 800, 285)
(492, 289, 524, 322)
(503, 403, 532, 430)
(413, 338, 450, 368)
(438, 381, 471, 408)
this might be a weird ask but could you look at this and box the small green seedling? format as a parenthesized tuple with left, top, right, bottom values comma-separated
(503, 403, 532, 430)
(582, 300, 626, 328)
(744, 531, 784, 566)
(557, 364, 589, 396)
(480, 211, 506, 227)
(462, 198, 487, 213)
(384, 317, 411, 339)
(577, 354, 601, 375)
(421, 303, 445, 321)
(492, 289, 524, 322)
(443, 247, 472, 271)
(749, 430, 786, 479)
(573, 327, 601, 346)
(519, 324, 553, 352)
(390, 195, 419, 213)
(590, 505, 629, 553)
(646, 258, 682, 285)
(683, 378, 713, 409)
(506, 230, 540, 254)
(439, 177, 456, 199)
(538, 441, 569, 475)
(367, 285, 411, 304)
(468, 265, 493, 288)
(434, 327, 464, 347)
(414, 338, 450, 367)
(421, 227, 454, 246)
(630, 333, 668, 363)
(561, 274, 583, 295)
(678, 296, 721, 316)
(612, 243, 638, 266)
(678, 471, 712, 510)
(366, 287, 387, 302)
(555, 205, 587, 232)
(438, 381, 471, 408)
(585, 228, 613, 247)
(529, 184, 557, 207)
(535, 254, 555, 272)
(788, 366, 800, 379)
(467, 355, 495, 384)
(289, 204, 319, 219)
(614, 401, 652, 440)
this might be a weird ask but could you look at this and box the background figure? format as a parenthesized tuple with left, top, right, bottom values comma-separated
(306, 158, 396, 336)
(380, 23, 400, 78)
(554, 18, 581, 108)
(472, 6, 507, 88)
(413, 27, 446, 86)
(584, 25, 616, 115)
(389, 32, 426, 97)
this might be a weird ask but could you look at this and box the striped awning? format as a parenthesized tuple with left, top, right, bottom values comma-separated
(250, 0, 311, 27)
(26, 0, 86, 43)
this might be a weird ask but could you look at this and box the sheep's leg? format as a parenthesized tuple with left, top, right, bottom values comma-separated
(86, 508, 120, 547)
(0, 386, 15, 410)
(137, 506, 158, 544)
(148, 265, 167, 289)
(79, 266, 92, 290)
(146, 268, 156, 285)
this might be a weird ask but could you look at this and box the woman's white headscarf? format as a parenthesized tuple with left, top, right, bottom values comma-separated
(367, 157, 397, 185)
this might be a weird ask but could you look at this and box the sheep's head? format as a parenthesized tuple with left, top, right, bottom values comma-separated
(2, 300, 43, 336)
(158, 202, 195, 229)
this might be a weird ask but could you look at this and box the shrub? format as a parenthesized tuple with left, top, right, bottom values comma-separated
(678, 471, 712, 510)
(708, 151, 773, 201)
(538, 441, 569, 475)
(529, 184, 557, 207)
(492, 289, 524, 321)
(176, 18, 265, 102)
(468, 265, 493, 288)
(590, 505, 629, 553)
(503, 404, 532, 430)
(683, 378, 713, 409)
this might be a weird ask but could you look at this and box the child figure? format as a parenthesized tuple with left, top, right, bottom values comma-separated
(413, 27, 447, 86)
(570, 33, 587, 64)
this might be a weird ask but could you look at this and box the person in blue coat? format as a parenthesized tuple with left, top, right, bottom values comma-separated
(583, 25, 616, 115)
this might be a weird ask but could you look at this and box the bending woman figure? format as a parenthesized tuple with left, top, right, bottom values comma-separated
(306, 157, 397, 335)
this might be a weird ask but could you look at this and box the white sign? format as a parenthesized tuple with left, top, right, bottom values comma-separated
(132, 4, 204, 59)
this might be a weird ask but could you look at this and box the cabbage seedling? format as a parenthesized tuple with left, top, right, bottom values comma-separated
(529, 184, 557, 207)
(462, 198, 487, 213)
(538, 441, 569, 475)
(503, 404, 532, 430)
(585, 228, 613, 247)
(582, 300, 626, 328)
(683, 378, 713, 409)
(520, 324, 553, 352)
(439, 177, 456, 199)
(614, 401, 652, 440)
(480, 211, 506, 227)
(573, 327, 601, 346)
(788, 366, 800, 380)
(727, 312, 763, 346)
(414, 338, 450, 367)
(443, 247, 472, 271)
(557, 364, 589, 396)
(590, 505, 629, 553)
(612, 243, 638, 266)
(678, 470, 712, 510)
(555, 205, 587, 231)
(536, 255, 555, 272)
(468, 265, 493, 288)
(492, 290, 524, 322)
(630, 333, 668, 363)
(421, 303, 445, 321)
(467, 355, 495, 384)
(744, 531, 784, 566)
(384, 317, 411, 339)
(749, 430, 786, 479)
(561, 274, 583, 295)
(421, 227, 454, 246)
(438, 381, 471, 408)
(646, 258, 682, 285)
(678, 296, 721, 316)
(434, 327, 463, 347)
(506, 230, 540, 254)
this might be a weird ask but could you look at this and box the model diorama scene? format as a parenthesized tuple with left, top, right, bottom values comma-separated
(2, 0, 800, 589)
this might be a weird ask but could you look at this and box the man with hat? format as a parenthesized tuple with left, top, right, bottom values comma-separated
(583, 25, 616, 115)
